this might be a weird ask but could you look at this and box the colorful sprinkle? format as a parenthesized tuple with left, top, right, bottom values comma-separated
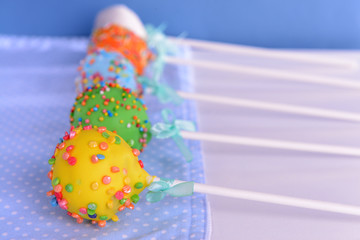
(127, 139, 134, 147)
(123, 176, 131, 185)
(62, 152, 70, 161)
(54, 184, 62, 193)
(131, 194, 139, 204)
(91, 182, 99, 190)
(65, 184, 73, 192)
(132, 149, 140, 156)
(91, 155, 99, 164)
(102, 132, 110, 139)
(88, 213, 97, 219)
(58, 142, 65, 150)
(50, 197, 58, 207)
(122, 185, 131, 194)
(48, 158, 55, 165)
(134, 182, 143, 189)
(102, 176, 111, 185)
(107, 136, 116, 143)
(68, 156, 77, 166)
(88, 202, 97, 210)
(106, 200, 113, 209)
(52, 177, 60, 185)
(87, 208, 95, 215)
(97, 154, 105, 160)
(115, 191, 124, 200)
(69, 131, 76, 139)
(111, 166, 119, 173)
(79, 208, 87, 214)
(98, 126, 106, 133)
(88, 141, 98, 148)
(99, 142, 108, 150)
(98, 220, 106, 227)
(115, 136, 121, 144)
(66, 145, 74, 152)
(106, 188, 115, 195)
(138, 160, 144, 168)
(111, 215, 119, 222)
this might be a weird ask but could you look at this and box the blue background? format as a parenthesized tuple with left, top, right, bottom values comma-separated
(0, 0, 360, 49)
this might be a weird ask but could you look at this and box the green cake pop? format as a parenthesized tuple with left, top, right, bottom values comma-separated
(70, 82, 151, 151)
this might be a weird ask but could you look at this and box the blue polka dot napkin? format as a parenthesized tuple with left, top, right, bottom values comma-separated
(0, 36, 210, 240)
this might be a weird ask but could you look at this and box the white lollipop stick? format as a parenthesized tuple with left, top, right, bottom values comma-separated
(180, 131, 360, 157)
(177, 91, 360, 122)
(152, 177, 360, 216)
(169, 37, 359, 70)
(166, 56, 360, 90)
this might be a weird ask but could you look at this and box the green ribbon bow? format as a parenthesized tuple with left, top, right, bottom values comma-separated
(138, 76, 183, 105)
(152, 109, 196, 162)
(146, 178, 194, 203)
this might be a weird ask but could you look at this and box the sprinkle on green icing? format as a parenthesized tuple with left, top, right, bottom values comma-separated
(127, 139, 135, 147)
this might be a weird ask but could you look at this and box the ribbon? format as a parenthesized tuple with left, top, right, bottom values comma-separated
(146, 178, 194, 203)
(138, 76, 183, 105)
(151, 109, 196, 162)
(142, 24, 183, 105)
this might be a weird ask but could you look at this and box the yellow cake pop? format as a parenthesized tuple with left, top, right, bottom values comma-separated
(46, 125, 154, 227)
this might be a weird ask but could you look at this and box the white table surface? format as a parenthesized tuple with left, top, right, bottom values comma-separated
(188, 48, 360, 240)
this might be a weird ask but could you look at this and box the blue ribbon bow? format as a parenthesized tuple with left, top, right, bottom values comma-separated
(137, 76, 183, 105)
(141, 24, 184, 105)
(146, 178, 194, 203)
(152, 109, 196, 162)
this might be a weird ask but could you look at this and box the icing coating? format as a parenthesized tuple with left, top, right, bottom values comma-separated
(77, 50, 143, 96)
(70, 82, 152, 151)
(88, 24, 153, 75)
(47, 126, 153, 227)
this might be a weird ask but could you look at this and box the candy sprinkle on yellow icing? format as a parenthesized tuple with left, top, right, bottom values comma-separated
(47, 126, 151, 227)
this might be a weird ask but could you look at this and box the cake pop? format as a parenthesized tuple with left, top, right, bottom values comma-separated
(47, 126, 154, 227)
(70, 82, 152, 151)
